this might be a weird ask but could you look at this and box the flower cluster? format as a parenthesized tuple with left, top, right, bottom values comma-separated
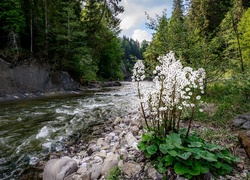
(131, 60, 145, 82)
(133, 51, 206, 134)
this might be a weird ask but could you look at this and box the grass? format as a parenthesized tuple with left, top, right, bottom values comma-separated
(195, 75, 250, 127)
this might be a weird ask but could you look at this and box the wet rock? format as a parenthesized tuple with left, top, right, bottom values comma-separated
(233, 113, 250, 129)
(238, 132, 250, 158)
(43, 158, 78, 180)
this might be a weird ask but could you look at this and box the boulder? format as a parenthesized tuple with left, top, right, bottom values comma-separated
(43, 158, 78, 180)
(238, 132, 250, 159)
(233, 113, 250, 129)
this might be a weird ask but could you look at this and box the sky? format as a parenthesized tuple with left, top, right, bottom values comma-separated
(118, 0, 174, 43)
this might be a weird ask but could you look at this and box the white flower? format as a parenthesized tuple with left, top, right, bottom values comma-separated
(196, 96, 201, 100)
(199, 109, 204, 112)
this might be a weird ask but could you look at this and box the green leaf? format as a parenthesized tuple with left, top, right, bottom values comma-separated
(157, 162, 167, 173)
(137, 141, 146, 151)
(184, 173, 193, 180)
(146, 144, 158, 155)
(142, 132, 154, 141)
(168, 150, 178, 157)
(188, 162, 201, 176)
(212, 161, 221, 168)
(200, 166, 210, 174)
(231, 156, 241, 163)
(204, 142, 223, 151)
(159, 143, 174, 154)
(177, 152, 192, 160)
(158, 166, 167, 173)
(174, 162, 190, 175)
(181, 159, 193, 166)
(221, 163, 232, 174)
(188, 141, 203, 148)
(198, 151, 217, 162)
(167, 133, 182, 147)
(164, 155, 175, 166)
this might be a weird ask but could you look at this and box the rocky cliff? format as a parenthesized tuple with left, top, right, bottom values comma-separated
(0, 58, 79, 97)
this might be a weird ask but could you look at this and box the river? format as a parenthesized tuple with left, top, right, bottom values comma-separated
(0, 82, 141, 179)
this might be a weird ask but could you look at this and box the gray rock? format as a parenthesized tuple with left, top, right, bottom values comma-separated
(0, 58, 79, 97)
(125, 132, 138, 147)
(76, 166, 91, 180)
(101, 153, 119, 176)
(233, 113, 250, 129)
(90, 163, 103, 179)
(43, 158, 78, 180)
(121, 162, 142, 177)
(242, 121, 250, 129)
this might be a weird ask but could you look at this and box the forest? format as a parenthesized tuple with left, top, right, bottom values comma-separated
(0, 0, 249, 86)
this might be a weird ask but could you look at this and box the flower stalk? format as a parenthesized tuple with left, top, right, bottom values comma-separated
(132, 52, 206, 138)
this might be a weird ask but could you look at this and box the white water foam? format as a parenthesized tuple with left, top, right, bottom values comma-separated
(55, 108, 76, 115)
(36, 126, 49, 139)
(29, 156, 39, 165)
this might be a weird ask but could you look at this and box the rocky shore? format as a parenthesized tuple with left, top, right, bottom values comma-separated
(18, 111, 250, 180)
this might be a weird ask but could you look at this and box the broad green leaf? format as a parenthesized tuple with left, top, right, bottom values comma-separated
(147, 144, 158, 155)
(186, 147, 201, 154)
(212, 161, 221, 168)
(168, 150, 177, 157)
(158, 166, 167, 173)
(137, 141, 146, 151)
(204, 142, 223, 151)
(177, 152, 192, 160)
(142, 132, 154, 141)
(165, 155, 175, 166)
(167, 133, 182, 147)
(200, 166, 210, 174)
(221, 163, 232, 173)
(181, 159, 193, 166)
(198, 151, 217, 162)
(174, 162, 190, 175)
(159, 143, 174, 154)
(145, 151, 151, 158)
(188, 142, 203, 148)
(184, 173, 193, 180)
(231, 156, 241, 163)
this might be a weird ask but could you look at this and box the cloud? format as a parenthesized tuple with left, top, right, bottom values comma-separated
(118, 0, 173, 40)
(131, 29, 151, 43)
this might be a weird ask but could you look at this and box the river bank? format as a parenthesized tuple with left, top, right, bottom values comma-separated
(0, 81, 122, 103)
(19, 113, 250, 180)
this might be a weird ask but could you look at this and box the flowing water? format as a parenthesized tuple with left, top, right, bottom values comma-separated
(0, 82, 141, 179)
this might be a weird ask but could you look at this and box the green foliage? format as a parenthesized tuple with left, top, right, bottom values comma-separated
(238, 8, 250, 68)
(0, 0, 125, 82)
(197, 73, 250, 126)
(138, 130, 241, 179)
(106, 166, 121, 180)
(120, 36, 145, 79)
